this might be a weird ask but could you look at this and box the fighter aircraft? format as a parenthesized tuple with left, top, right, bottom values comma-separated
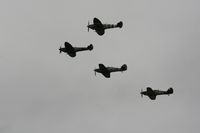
(59, 42, 93, 57)
(140, 87, 174, 100)
(94, 64, 127, 78)
(87, 18, 123, 36)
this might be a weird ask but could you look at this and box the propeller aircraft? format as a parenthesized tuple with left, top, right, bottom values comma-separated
(140, 87, 174, 100)
(94, 64, 127, 78)
(87, 18, 123, 36)
(59, 42, 93, 57)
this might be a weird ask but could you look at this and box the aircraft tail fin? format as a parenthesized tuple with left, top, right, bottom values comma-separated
(167, 88, 173, 94)
(121, 64, 127, 71)
(87, 44, 93, 51)
(117, 21, 123, 28)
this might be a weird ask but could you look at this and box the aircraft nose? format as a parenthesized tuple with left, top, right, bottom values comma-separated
(140, 91, 145, 95)
(87, 25, 90, 32)
(59, 47, 62, 53)
(94, 69, 98, 76)
(94, 68, 100, 73)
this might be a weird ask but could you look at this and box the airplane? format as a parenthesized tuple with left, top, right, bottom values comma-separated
(140, 87, 174, 100)
(59, 42, 93, 57)
(87, 18, 123, 36)
(94, 64, 127, 78)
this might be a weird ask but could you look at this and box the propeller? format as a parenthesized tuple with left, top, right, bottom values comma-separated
(87, 21, 90, 32)
(94, 67, 96, 76)
(59, 46, 62, 54)
(141, 89, 143, 98)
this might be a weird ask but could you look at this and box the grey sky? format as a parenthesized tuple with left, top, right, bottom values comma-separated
(0, 0, 200, 132)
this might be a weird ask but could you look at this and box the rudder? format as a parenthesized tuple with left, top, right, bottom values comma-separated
(87, 44, 93, 51)
(121, 64, 127, 71)
(167, 88, 173, 94)
(117, 21, 123, 28)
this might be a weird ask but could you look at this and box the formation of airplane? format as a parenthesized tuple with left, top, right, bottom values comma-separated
(58, 17, 174, 100)
(140, 87, 174, 100)
(87, 18, 123, 36)
(59, 42, 93, 57)
(94, 64, 127, 78)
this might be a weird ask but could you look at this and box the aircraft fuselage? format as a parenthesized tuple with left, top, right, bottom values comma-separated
(59, 44, 93, 57)
(88, 24, 119, 31)
(141, 88, 174, 100)
(95, 67, 123, 73)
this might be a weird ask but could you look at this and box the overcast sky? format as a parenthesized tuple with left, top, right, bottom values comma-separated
(0, 0, 200, 133)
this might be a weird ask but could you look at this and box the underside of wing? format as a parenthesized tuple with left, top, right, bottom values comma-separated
(68, 51, 76, 57)
(146, 87, 156, 100)
(64, 42, 76, 57)
(102, 72, 110, 78)
(99, 64, 107, 71)
(95, 29, 105, 36)
(93, 18, 102, 25)
(99, 64, 110, 78)
(93, 18, 104, 35)
(147, 87, 153, 93)
(148, 95, 156, 100)
(65, 42, 73, 49)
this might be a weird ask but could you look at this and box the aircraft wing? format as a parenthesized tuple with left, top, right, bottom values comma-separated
(102, 72, 110, 78)
(146, 87, 156, 100)
(93, 18, 102, 25)
(148, 95, 156, 100)
(95, 29, 105, 36)
(64, 42, 73, 49)
(99, 64, 107, 71)
(93, 18, 104, 35)
(99, 64, 110, 78)
(147, 87, 153, 93)
(64, 42, 76, 57)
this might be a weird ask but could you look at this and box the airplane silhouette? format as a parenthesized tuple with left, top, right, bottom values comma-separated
(87, 18, 123, 36)
(140, 87, 174, 100)
(59, 42, 93, 57)
(94, 64, 127, 78)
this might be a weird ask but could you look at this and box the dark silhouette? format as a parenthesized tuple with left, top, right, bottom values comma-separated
(87, 18, 123, 36)
(94, 64, 127, 78)
(59, 42, 93, 57)
(140, 87, 174, 100)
